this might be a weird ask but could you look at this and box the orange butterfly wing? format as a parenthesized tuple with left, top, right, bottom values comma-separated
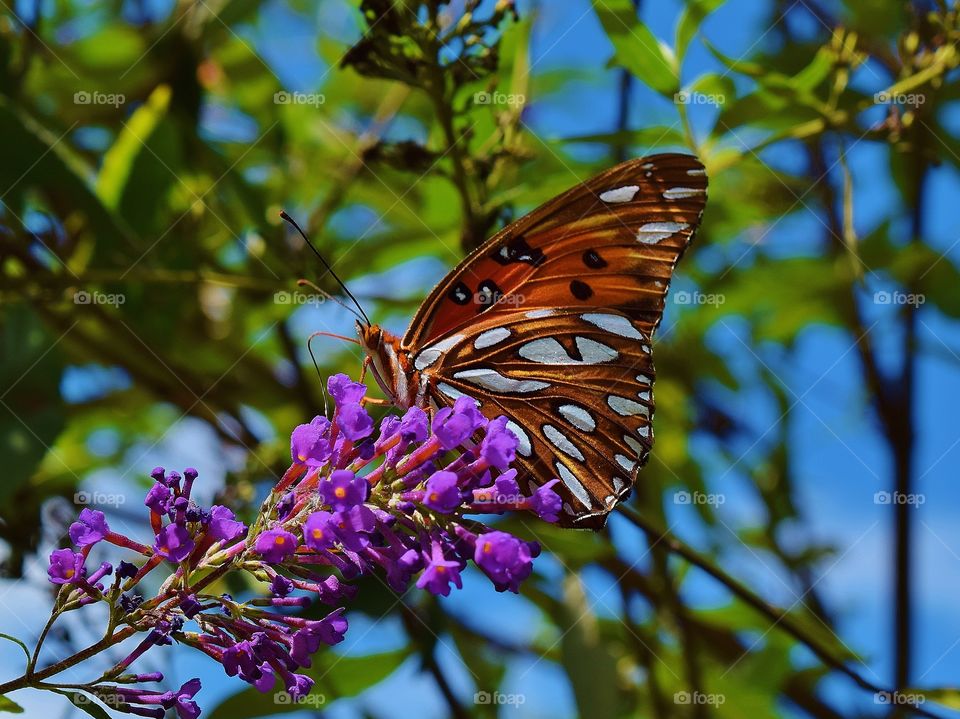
(401, 154, 707, 528)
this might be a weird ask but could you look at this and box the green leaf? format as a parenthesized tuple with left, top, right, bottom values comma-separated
(594, 0, 678, 96)
(58, 692, 111, 719)
(676, 0, 726, 62)
(0, 696, 23, 714)
(206, 649, 410, 719)
(558, 575, 623, 719)
(913, 687, 960, 710)
(0, 633, 30, 669)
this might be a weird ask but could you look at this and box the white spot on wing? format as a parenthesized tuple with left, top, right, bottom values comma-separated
(613, 476, 625, 493)
(415, 334, 464, 370)
(555, 462, 592, 508)
(599, 185, 640, 203)
(474, 327, 511, 350)
(616, 454, 637, 473)
(543, 424, 585, 461)
(687, 168, 706, 176)
(436, 382, 479, 406)
(559, 404, 595, 431)
(505, 420, 532, 457)
(519, 337, 618, 365)
(636, 374, 653, 386)
(581, 313, 644, 340)
(525, 309, 554, 319)
(608, 395, 650, 417)
(663, 187, 705, 200)
(637, 425, 651, 438)
(453, 368, 549, 394)
(623, 435, 645, 456)
(636, 221, 689, 244)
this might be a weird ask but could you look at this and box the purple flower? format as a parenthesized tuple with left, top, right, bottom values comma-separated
(68, 508, 110, 547)
(289, 609, 348, 666)
(161, 678, 201, 719)
(116, 560, 138, 580)
(253, 663, 275, 693)
(332, 505, 376, 551)
(145, 482, 172, 514)
(432, 396, 486, 449)
(47, 548, 84, 584)
(223, 641, 260, 681)
(208, 505, 247, 542)
(493, 470, 520, 502)
(270, 574, 294, 597)
(291, 416, 332, 467)
(422, 471, 462, 514)
(285, 672, 314, 700)
(254, 528, 298, 563)
(481, 416, 519, 470)
(328, 373, 366, 405)
(179, 594, 202, 618)
(399, 406, 428, 443)
(336, 402, 373, 441)
(154, 524, 195, 563)
(473, 531, 537, 593)
(318, 469, 368, 511)
(303, 511, 336, 551)
(416, 541, 462, 596)
(529, 479, 562, 522)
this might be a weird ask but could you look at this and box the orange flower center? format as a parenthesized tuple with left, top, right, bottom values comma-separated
(334, 487, 347, 499)
(312, 529, 323, 539)
(275, 535, 286, 545)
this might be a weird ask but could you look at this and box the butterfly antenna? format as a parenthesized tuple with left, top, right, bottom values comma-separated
(297, 279, 366, 324)
(280, 210, 373, 327)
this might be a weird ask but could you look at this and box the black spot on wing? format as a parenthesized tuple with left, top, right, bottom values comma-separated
(490, 235, 546, 268)
(582, 249, 607, 269)
(449, 281, 471, 305)
(570, 280, 593, 301)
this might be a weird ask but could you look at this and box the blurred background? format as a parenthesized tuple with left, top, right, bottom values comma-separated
(2, 0, 960, 716)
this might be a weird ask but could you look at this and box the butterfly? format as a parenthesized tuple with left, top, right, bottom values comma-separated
(355, 154, 707, 529)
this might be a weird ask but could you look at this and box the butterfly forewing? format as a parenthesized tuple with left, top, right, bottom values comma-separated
(403, 153, 707, 347)
(400, 154, 708, 528)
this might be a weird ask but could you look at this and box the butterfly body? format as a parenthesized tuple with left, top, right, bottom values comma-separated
(357, 154, 708, 529)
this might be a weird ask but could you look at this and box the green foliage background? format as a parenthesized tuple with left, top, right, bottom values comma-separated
(2, 0, 960, 716)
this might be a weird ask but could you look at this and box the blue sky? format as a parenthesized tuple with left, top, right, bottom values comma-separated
(3, 0, 960, 717)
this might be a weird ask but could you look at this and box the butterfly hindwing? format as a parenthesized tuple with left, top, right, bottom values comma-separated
(399, 153, 707, 527)
(417, 309, 656, 528)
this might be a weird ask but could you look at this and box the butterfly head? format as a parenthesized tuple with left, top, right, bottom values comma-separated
(357, 321, 415, 408)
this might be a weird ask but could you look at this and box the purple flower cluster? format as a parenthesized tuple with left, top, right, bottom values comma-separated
(45, 374, 561, 717)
